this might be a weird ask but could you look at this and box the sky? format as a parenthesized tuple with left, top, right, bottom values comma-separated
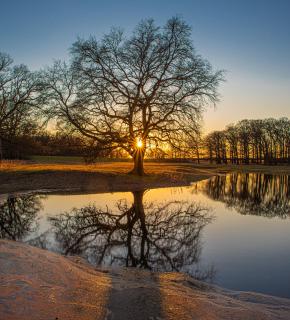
(1, 0, 289, 133)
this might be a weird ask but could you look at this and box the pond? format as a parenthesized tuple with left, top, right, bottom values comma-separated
(1, 173, 290, 298)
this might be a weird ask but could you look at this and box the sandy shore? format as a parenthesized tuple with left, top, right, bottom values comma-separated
(1, 240, 290, 320)
(0, 161, 289, 194)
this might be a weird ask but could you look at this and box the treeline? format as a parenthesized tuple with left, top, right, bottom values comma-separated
(0, 131, 117, 160)
(204, 118, 290, 165)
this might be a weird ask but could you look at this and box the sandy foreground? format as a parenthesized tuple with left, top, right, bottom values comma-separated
(1, 240, 290, 320)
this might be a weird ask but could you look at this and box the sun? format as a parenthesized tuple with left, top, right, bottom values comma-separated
(136, 138, 143, 149)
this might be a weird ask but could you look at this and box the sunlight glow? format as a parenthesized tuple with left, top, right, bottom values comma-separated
(136, 138, 143, 149)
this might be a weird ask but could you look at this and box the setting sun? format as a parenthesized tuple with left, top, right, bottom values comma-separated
(136, 138, 143, 148)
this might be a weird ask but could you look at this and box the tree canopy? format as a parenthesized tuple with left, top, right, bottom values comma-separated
(42, 17, 223, 174)
(0, 53, 40, 137)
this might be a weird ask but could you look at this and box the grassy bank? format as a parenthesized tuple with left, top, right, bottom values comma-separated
(0, 159, 289, 194)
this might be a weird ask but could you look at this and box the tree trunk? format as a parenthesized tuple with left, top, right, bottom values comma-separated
(130, 150, 145, 176)
(195, 143, 200, 164)
(132, 190, 149, 268)
(0, 137, 3, 161)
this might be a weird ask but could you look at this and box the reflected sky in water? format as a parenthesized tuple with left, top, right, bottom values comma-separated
(0, 173, 289, 298)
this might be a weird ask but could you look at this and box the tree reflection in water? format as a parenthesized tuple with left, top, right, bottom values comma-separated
(0, 194, 42, 240)
(49, 191, 214, 280)
(198, 173, 290, 218)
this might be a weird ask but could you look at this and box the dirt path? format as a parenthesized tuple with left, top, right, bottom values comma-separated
(1, 240, 290, 320)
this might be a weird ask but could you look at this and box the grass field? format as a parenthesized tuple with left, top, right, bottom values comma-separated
(29, 155, 85, 164)
(0, 157, 289, 194)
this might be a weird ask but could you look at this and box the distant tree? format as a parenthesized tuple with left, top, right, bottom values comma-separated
(42, 17, 223, 175)
(237, 120, 251, 164)
(225, 125, 239, 164)
(204, 130, 227, 164)
(0, 53, 40, 159)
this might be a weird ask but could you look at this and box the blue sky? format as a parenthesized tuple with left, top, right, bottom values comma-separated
(1, 0, 289, 132)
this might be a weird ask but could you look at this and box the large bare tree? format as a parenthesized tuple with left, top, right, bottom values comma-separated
(42, 17, 223, 175)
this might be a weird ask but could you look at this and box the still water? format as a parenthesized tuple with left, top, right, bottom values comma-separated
(1, 173, 289, 298)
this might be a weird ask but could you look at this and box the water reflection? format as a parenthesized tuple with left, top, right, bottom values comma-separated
(0, 194, 42, 240)
(198, 173, 290, 218)
(0, 191, 214, 280)
(1, 174, 290, 297)
(49, 191, 214, 280)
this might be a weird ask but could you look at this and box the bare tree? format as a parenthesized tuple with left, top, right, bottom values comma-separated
(42, 17, 223, 175)
(204, 130, 227, 164)
(0, 53, 40, 159)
